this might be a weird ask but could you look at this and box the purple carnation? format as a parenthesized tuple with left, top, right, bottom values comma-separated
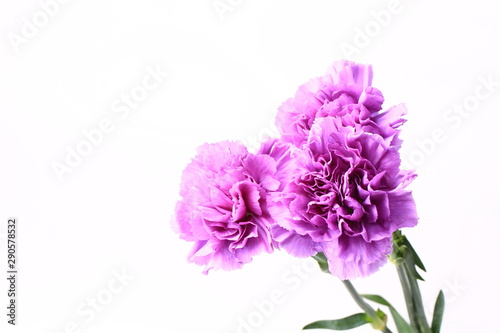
(266, 118, 418, 279)
(276, 60, 405, 148)
(173, 141, 285, 273)
(173, 60, 417, 281)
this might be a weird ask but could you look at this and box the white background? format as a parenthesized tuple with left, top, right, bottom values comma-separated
(1, 0, 499, 332)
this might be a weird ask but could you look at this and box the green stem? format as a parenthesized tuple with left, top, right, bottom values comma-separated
(396, 264, 419, 331)
(404, 263, 431, 333)
(342, 280, 392, 333)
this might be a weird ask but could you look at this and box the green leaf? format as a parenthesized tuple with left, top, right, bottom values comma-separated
(361, 294, 391, 307)
(312, 252, 330, 274)
(362, 294, 414, 333)
(389, 307, 414, 333)
(404, 247, 425, 281)
(403, 237, 426, 272)
(431, 290, 445, 333)
(303, 313, 370, 330)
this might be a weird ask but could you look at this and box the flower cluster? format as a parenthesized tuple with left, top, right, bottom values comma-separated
(173, 60, 418, 279)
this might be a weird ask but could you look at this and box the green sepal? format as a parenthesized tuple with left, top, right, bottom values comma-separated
(369, 309, 388, 330)
(303, 313, 370, 330)
(391, 231, 425, 281)
(312, 252, 330, 274)
(362, 294, 414, 333)
(431, 290, 445, 333)
(390, 231, 407, 265)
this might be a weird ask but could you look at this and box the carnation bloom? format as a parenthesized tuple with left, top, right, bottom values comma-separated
(173, 141, 284, 273)
(276, 60, 406, 149)
(267, 118, 418, 279)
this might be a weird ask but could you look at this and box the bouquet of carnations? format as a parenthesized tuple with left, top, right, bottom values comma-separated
(172, 60, 444, 333)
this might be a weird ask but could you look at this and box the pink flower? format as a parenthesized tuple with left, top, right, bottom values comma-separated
(173, 141, 288, 273)
(267, 116, 418, 280)
(276, 60, 405, 149)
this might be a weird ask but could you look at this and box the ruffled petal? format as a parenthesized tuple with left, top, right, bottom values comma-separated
(324, 235, 392, 280)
